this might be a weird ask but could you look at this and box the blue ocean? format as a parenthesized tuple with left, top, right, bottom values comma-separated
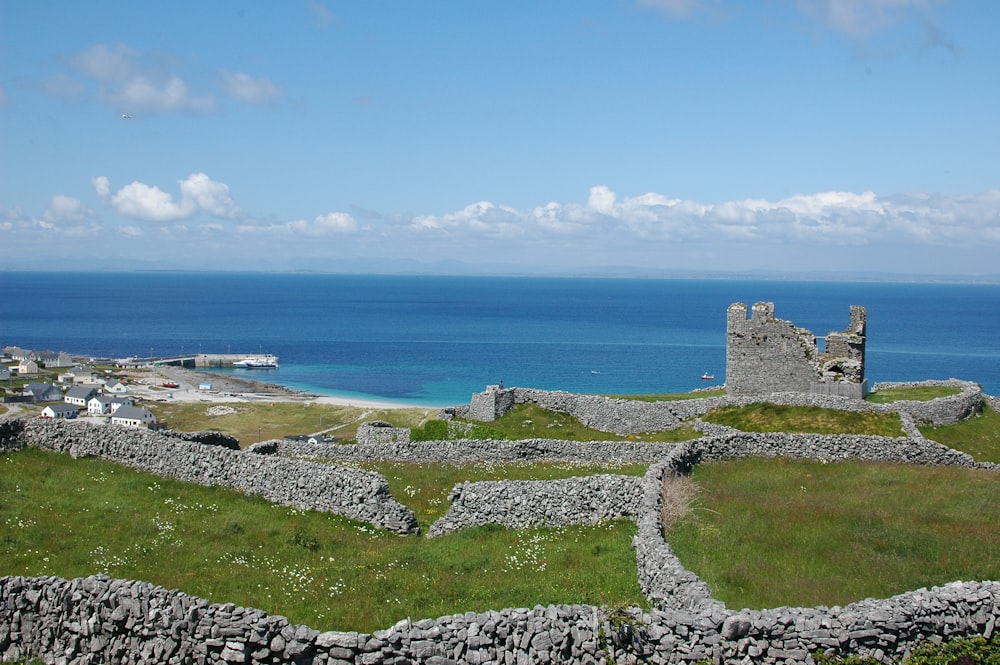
(2, 272, 998, 405)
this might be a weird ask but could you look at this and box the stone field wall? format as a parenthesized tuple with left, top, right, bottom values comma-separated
(2, 575, 997, 665)
(426, 474, 644, 537)
(0, 418, 418, 535)
(438, 380, 982, 435)
(2, 380, 998, 664)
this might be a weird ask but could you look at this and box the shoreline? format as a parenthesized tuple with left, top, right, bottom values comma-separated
(136, 364, 419, 410)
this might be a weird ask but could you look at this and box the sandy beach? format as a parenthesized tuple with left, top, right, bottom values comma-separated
(134, 364, 416, 410)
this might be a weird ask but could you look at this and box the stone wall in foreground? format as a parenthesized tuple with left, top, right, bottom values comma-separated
(2, 574, 997, 665)
(6, 418, 419, 535)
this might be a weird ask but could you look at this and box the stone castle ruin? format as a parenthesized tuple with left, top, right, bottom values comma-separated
(726, 301, 868, 398)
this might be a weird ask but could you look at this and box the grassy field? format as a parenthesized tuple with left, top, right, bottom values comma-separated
(606, 389, 726, 401)
(145, 400, 700, 446)
(0, 448, 644, 632)
(922, 404, 1000, 464)
(464, 402, 700, 443)
(865, 385, 962, 403)
(146, 401, 437, 446)
(701, 402, 905, 437)
(668, 458, 1000, 611)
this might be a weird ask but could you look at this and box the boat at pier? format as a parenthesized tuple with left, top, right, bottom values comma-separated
(233, 354, 279, 369)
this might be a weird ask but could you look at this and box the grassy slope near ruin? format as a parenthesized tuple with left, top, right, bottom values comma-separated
(0, 448, 644, 633)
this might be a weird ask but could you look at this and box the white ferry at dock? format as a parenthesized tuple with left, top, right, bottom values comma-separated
(232, 354, 279, 369)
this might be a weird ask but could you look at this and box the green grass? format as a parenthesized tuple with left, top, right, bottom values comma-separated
(865, 386, 962, 404)
(147, 401, 436, 447)
(668, 458, 1000, 611)
(701, 403, 905, 436)
(146, 400, 700, 446)
(474, 402, 700, 442)
(0, 448, 644, 632)
(922, 404, 1000, 464)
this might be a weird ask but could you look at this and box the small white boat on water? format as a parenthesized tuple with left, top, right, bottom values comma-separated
(701, 372, 715, 380)
(233, 354, 279, 369)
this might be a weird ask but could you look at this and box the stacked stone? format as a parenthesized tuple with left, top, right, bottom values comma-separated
(249, 436, 685, 464)
(18, 419, 419, 535)
(511, 388, 695, 436)
(171, 430, 242, 450)
(632, 459, 724, 614)
(871, 379, 984, 426)
(427, 474, 644, 537)
(3, 574, 998, 664)
(693, 431, 992, 469)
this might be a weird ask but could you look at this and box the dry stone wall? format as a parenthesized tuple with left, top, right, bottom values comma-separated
(503, 380, 983, 432)
(6, 418, 418, 535)
(426, 474, 644, 537)
(3, 574, 997, 665)
(248, 436, 684, 464)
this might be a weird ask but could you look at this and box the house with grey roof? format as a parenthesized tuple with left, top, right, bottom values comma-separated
(17, 359, 39, 376)
(3, 347, 32, 362)
(111, 405, 157, 429)
(22, 382, 61, 403)
(104, 378, 128, 394)
(41, 403, 79, 419)
(64, 385, 99, 406)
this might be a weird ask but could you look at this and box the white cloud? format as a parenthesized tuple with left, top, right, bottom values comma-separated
(177, 173, 239, 218)
(307, 1, 337, 26)
(636, 0, 706, 18)
(96, 173, 239, 222)
(43, 195, 91, 223)
(222, 72, 283, 106)
(802, 0, 945, 38)
(640, 0, 954, 48)
(587, 185, 617, 215)
(108, 75, 214, 113)
(60, 43, 280, 114)
(92, 176, 111, 200)
(239, 211, 359, 236)
(314, 212, 358, 233)
(70, 43, 137, 82)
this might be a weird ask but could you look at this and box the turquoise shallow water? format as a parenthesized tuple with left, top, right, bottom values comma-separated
(2, 272, 998, 406)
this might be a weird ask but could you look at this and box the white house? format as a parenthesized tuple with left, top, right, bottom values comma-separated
(64, 385, 99, 406)
(104, 378, 129, 394)
(111, 405, 157, 429)
(87, 395, 134, 416)
(4, 347, 32, 362)
(17, 359, 39, 375)
(50, 352, 75, 368)
(41, 403, 79, 419)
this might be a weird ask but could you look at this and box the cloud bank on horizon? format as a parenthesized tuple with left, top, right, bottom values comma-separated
(2, 0, 998, 277)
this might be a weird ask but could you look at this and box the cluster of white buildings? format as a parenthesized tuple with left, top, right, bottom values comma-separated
(2, 346, 158, 429)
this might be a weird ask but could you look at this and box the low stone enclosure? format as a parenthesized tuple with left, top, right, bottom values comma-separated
(2, 379, 998, 664)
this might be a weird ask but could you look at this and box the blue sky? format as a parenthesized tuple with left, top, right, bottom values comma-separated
(2, 1, 998, 277)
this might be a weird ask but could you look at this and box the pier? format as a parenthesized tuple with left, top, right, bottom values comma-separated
(109, 353, 279, 369)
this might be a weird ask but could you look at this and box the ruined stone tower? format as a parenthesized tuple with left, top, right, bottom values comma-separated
(725, 302, 867, 398)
